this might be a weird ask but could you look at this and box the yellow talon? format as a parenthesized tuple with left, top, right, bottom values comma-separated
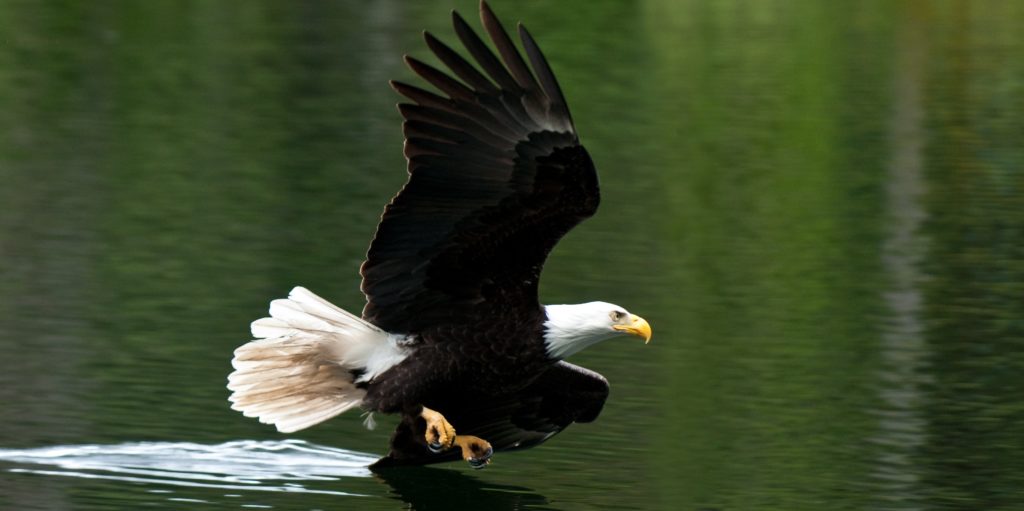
(421, 406, 456, 453)
(454, 435, 493, 469)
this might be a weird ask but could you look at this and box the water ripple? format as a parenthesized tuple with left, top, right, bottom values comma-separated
(0, 439, 376, 497)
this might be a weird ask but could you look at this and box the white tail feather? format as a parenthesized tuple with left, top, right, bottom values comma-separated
(227, 287, 406, 433)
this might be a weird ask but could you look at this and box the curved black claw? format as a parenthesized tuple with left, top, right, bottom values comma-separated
(467, 446, 493, 469)
(428, 441, 446, 454)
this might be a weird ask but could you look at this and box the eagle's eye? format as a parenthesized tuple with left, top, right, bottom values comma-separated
(609, 310, 625, 322)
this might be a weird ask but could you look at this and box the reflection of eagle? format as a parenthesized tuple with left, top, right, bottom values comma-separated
(227, 1, 651, 468)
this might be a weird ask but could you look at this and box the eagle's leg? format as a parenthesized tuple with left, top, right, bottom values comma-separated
(454, 435, 493, 469)
(420, 406, 456, 453)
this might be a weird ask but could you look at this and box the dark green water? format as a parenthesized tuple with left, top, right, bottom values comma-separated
(2, 1, 1023, 510)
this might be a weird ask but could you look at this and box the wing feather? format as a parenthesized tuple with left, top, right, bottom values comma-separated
(479, 2, 540, 96)
(424, 31, 499, 95)
(403, 57, 476, 103)
(361, 1, 598, 333)
(518, 23, 573, 130)
(452, 10, 521, 93)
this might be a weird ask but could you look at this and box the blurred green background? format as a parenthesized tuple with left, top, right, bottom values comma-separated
(1, 0, 1023, 509)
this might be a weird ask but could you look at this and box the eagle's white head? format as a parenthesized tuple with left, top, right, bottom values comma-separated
(542, 302, 652, 359)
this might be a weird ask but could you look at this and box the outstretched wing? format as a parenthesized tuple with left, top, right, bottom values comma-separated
(371, 361, 610, 468)
(360, 1, 599, 333)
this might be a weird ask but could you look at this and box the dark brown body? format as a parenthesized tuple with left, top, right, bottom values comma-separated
(362, 305, 552, 415)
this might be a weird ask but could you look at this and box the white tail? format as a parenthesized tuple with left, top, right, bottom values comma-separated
(227, 287, 402, 433)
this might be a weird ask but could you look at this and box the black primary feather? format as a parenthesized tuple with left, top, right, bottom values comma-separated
(360, 0, 597, 334)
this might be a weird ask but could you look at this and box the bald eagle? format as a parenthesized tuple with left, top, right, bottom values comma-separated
(227, 1, 651, 469)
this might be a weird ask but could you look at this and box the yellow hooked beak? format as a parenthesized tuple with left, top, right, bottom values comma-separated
(613, 314, 652, 343)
